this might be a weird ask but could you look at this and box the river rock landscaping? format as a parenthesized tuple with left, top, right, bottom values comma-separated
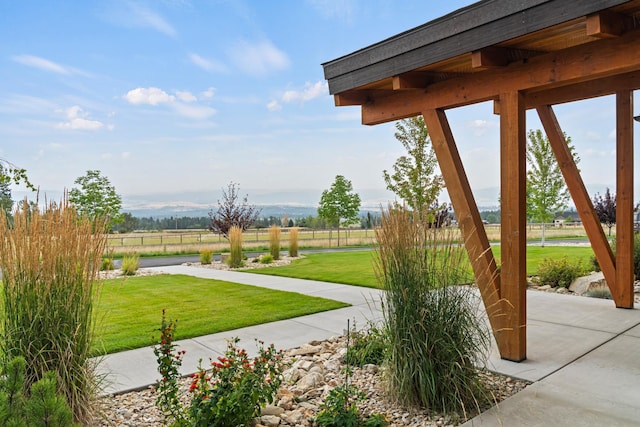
(96, 334, 529, 426)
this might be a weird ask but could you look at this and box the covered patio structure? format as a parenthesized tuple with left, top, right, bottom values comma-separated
(323, 0, 640, 362)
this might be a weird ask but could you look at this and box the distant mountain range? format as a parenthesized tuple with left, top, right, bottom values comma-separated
(119, 187, 502, 218)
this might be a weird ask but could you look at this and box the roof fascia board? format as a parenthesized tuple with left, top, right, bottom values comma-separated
(324, 0, 630, 95)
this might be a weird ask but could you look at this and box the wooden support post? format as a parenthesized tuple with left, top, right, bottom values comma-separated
(615, 90, 634, 308)
(536, 105, 616, 293)
(499, 92, 527, 362)
(423, 109, 509, 351)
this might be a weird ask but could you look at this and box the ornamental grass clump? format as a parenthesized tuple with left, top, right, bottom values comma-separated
(121, 253, 140, 276)
(269, 224, 281, 260)
(375, 205, 491, 417)
(228, 225, 244, 268)
(199, 249, 213, 265)
(0, 199, 107, 424)
(289, 226, 299, 257)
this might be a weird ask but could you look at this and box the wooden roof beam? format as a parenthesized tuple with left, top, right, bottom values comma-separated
(471, 47, 510, 70)
(586, 10, 634, 38)
(360, 29, 640, 125)
(392, 72, 434, 90)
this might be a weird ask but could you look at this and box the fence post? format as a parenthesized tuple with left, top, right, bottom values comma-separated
(329, 229, 332, 247)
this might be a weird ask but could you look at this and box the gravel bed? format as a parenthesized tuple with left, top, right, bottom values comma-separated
(95, 335, 529, 426)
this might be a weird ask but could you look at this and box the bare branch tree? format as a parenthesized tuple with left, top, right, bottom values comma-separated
(208, 182, 261, 239)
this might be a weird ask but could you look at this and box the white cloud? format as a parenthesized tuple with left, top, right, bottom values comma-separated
(172, 103, 216, 119)
(129, 3, 176, 37)
(282, 81, 328, 103)
(124, 87, 175, 105)
(308, 0, 355, 23)
(55, 106, 105, 130)
(12, 54, 84, 75)
(123, 86, 216, 119)
(468, 119, 497, 137)
(121, 152, 131, 159)
(267, 100, 282, 111)
(200, 87, 215, 99)
(176, 90, 197, 103)
(189, 53, 227, 73)
(229, 39, 290, 76)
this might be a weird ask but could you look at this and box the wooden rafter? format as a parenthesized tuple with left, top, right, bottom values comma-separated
(360, 30, 640, 125)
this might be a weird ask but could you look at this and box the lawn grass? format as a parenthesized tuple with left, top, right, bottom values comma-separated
(245, 246, 596, 288)
(490, 245, 594, 275)
(93, 274, 349, 355)
(243, 251, 380, 288)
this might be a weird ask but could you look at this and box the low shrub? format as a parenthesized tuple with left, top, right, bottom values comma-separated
(199, 249, 213, 265)
(121, 254, 140, 276)
(154, 311, 284, 426)
(536, 256, 586, 288)
(101, 255, 115, 271)
(591, 233, 640, 279)
(586, 286, 612, 299)
(260, 254, 274, 264)
(344, 322, 387, 367)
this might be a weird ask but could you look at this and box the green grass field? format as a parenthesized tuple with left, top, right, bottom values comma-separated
(246, 246, 596, 288)
(243, 251, 380, 288)
(93, 274, 348, 355)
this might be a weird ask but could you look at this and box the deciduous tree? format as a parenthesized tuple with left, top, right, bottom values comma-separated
(318, 175, 361, 246)
(593, 188, 616, 236)
(208, 182, 261, 239)
(526, 129, 578, 246)
(69, 170, 122, 231)
(383, 116, 444, 217)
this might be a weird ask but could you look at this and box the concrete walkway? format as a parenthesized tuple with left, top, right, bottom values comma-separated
(96, 265, 384, 395)
(97, 266, 640, 426)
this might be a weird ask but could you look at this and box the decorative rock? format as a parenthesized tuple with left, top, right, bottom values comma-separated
(295, 371, 324, 393)
(556, 287, 569, 294)
(97, 334, 529, 427)
(537, 285, 551, 290)
(289, 344, 323, 356)
(569, 272, 606, 295)
(262, 405, 285, 416)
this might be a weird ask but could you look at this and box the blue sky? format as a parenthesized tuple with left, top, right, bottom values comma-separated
(0, 0, 636, 211)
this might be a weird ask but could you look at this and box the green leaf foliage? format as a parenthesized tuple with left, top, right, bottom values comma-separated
(318, 175, 361, 228)
(68, 169, 123, 229)
(383, 116, 443, 214)
(526, 129, 578, 223)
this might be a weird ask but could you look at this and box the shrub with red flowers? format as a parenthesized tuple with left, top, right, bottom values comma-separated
(153, 311, 285, 427)
(153, 309, 187, 423)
